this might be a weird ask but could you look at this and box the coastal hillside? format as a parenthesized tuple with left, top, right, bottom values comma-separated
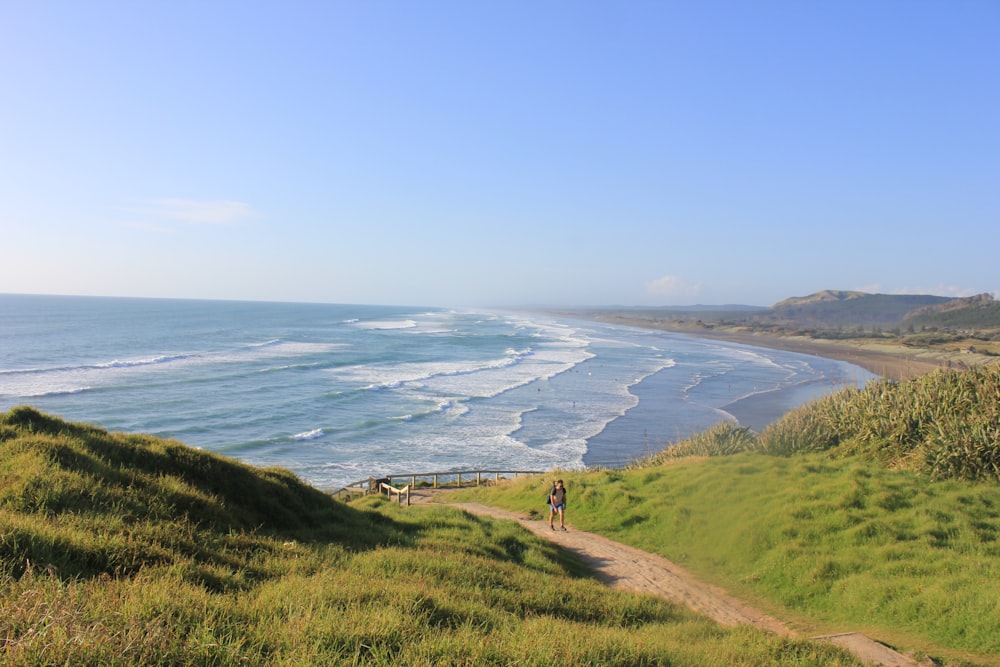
(563, 291, 1000, 373)
(456, 364, 1000, 664)
(573, 290, 999, 332)
(654, 364, 1000, 481)
(902, 293, 1000, 329)
(0, 406, 863, 666)
(6, 369, 992, 667)
(767, 290, 952, 327)
(0, 405, 379, 579)
(4, 366, 998, 664)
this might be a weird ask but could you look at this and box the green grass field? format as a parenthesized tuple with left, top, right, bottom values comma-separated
(455, 455, 1000, 664)
(1, 406, 865, 666)
(2, 364, 998, 665)
(454, 366, 1000, 665)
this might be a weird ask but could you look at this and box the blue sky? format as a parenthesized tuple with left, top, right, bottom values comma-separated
(2, 2, 997, 307)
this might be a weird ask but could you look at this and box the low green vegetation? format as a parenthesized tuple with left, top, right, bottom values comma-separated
(571, 290, 1000, 358)
(463, 456, 1000, 663)
(1, 406, 864, 666)
(4, 365, 998, 664)
(455, 366, 1000, 665)
(667, 365, 1000, 481)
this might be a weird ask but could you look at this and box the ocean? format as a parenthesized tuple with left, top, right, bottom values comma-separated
(0, 294, 876, 491)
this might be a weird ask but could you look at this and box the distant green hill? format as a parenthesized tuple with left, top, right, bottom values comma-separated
(902, 293, 1000, 329)
(767, 290, 952, 327)
(585, 290, 1000, 332)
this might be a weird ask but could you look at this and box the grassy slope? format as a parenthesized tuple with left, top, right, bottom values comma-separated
(0, 406, 863, 666)
(454, 366, 1000, 665)
(457, 457, 1000, 664)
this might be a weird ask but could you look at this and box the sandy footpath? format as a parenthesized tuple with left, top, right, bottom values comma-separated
(412, 491, 924, 666)
(399, 319, 970, 665)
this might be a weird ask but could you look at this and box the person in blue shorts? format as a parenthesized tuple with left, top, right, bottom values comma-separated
(548, 479, 567, 531)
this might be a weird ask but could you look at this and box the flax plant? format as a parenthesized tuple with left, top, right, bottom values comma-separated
(758, 366, 1000, 480)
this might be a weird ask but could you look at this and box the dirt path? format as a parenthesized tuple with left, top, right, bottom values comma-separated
(413, 492, 922, 667)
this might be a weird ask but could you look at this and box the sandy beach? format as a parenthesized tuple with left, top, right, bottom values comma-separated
(576, 315, 900, 466)
(568, 312, 965, 465)
(577, 314, 953, 381)
(665, 329, 945, 381)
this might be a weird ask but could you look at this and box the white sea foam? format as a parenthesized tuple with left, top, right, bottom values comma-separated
(1, 297, 877, 492)
(0, 337, 351, 399)
(249, 339, 283, 348)
(353, 319, 418, 330)
(332, 344, 555, 397)
(0, 363, 137, 397)
(291, 428, 324, 441)
(94, 354, 193, 368)
(1, 383, 94, 398)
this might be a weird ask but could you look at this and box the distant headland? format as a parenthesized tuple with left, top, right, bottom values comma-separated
(547, 290, 1000, 381)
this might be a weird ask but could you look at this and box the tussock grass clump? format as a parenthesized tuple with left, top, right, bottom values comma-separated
(637, 365, 1000, 482)
(759, 365, 1000, 480)
(632, 422, 756, 465)
(0, 407, 866, 665)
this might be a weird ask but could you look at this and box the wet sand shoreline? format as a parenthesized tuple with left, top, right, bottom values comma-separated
(573, 314, 949, 381)
(557, 311, 961, 466)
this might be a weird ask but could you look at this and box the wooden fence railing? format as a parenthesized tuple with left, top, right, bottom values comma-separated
(332, 469, 543, 502)
(380, 481, 411, 506)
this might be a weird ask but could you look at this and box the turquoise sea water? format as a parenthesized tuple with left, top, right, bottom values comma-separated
(0, 294, 876, 490)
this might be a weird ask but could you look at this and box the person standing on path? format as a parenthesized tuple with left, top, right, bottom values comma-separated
(549, 479, 567, 531)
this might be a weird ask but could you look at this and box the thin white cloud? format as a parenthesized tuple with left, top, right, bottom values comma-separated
(645, 275, 702, 299)
(856, 284, 982, 298)
(149, 198, 255, 224)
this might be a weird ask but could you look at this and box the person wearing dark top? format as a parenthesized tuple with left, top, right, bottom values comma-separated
(548, 479, 567, 531)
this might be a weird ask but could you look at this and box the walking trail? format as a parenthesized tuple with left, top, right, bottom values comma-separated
(411, 490, 923, 667)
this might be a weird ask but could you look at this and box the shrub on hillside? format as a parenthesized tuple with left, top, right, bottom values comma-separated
(758, 366, 1000, 480)
(637, 366, 1000, 482)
